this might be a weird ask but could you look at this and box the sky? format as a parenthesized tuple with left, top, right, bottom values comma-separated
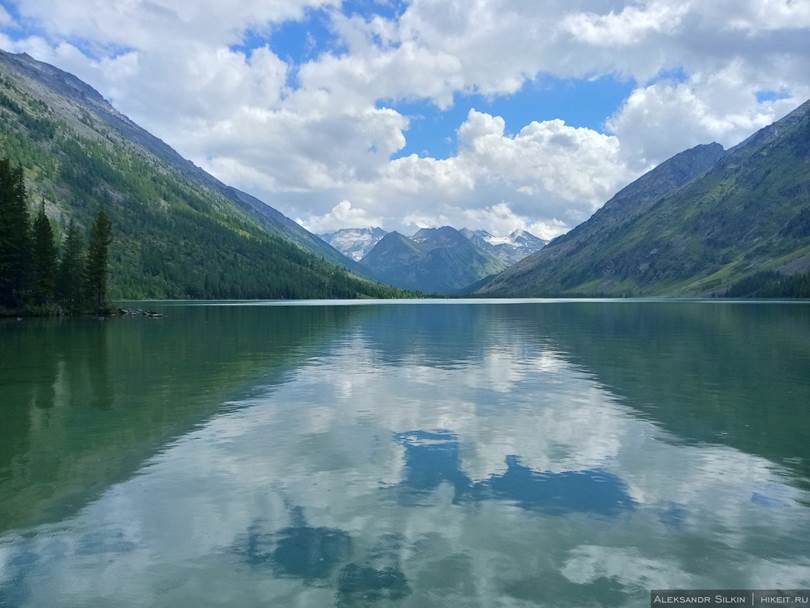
(0, 0, 809, 238)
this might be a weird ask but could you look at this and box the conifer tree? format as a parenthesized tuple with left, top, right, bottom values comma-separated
(31, 201, 57, 305)
(57, 220, 85, 313)
(0, 161, 32, 308)
(84, 210, 112, 311)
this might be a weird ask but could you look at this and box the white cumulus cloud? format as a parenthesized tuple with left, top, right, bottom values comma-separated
(1, 0, 809, 236)
(298, 200, 383, 233)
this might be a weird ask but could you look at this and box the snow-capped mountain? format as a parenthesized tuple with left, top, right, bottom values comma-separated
(460, 229, 547, 264)
(319, 227, 388, 261)
(360, 227, 507, 293)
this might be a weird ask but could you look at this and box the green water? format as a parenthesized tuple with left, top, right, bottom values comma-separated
(1, 300, 809, 607)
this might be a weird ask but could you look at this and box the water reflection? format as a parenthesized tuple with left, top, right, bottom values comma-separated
(233, 514, 413, 607)
(394, 430, 635, 515)
(236, 507, 353, 581)
(1, 301, 809, 607)
(484, 458, 634, 515)
(337, 561, 411, 606)
(0, 306, 369, 532)
(393, 431, 470, 500)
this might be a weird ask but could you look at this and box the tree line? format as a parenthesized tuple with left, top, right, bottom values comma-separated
(725, 269, 810, 298)
(0, 158, 112, 314)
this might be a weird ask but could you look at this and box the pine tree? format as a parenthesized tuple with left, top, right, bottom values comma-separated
(0, 161, 32, 308)
(31, 201, 57, 305)
(57, 220, 85, 313)
(84, 210, 112, 312)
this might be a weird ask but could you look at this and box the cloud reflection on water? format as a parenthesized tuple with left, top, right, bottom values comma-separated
(1, 302, 810, 607)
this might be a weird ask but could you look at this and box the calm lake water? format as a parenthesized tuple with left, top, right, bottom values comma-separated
(1, 300, 810, 607)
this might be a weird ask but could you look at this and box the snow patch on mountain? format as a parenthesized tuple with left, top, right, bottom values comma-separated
(319, 227, 388, 261)
(461, 228, 547, 264)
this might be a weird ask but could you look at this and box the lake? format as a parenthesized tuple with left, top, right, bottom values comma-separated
(1, 300, 809, 607)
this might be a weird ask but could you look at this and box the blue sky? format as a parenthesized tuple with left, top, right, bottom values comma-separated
(0, 0, 807, 236)
(385, 76, 637, 159)
(235, 5, 639, 159)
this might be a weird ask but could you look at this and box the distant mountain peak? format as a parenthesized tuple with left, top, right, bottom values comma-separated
(411, 226, 469, 248)
(318, 226, 387, 261)
(459, 227, 546, 264)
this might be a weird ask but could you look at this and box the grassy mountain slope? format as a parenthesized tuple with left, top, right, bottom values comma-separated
(361, 226, 506, 293)
(481, 101, 810, 296)
(0, 50, 393, 299)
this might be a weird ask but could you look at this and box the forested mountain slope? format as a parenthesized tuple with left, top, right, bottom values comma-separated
(0, 50, 393, 299)
(480, 102, 810, 297)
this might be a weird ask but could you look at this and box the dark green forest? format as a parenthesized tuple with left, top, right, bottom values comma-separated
(725, 270, 810, 298)
(0, 157, 112, 314)
(0, 67, 407, 301)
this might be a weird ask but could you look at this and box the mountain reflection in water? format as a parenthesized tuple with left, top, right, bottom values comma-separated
(1, 300, 809, 607)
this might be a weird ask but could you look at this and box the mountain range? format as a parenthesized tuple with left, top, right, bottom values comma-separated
(321, 225, 546, 292)
(0, 50, 400, 299)
(479, 101, 810, 297)
(360, 226, 508, 293)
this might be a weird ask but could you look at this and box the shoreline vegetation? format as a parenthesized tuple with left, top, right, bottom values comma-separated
(0, 157, 113, 318)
